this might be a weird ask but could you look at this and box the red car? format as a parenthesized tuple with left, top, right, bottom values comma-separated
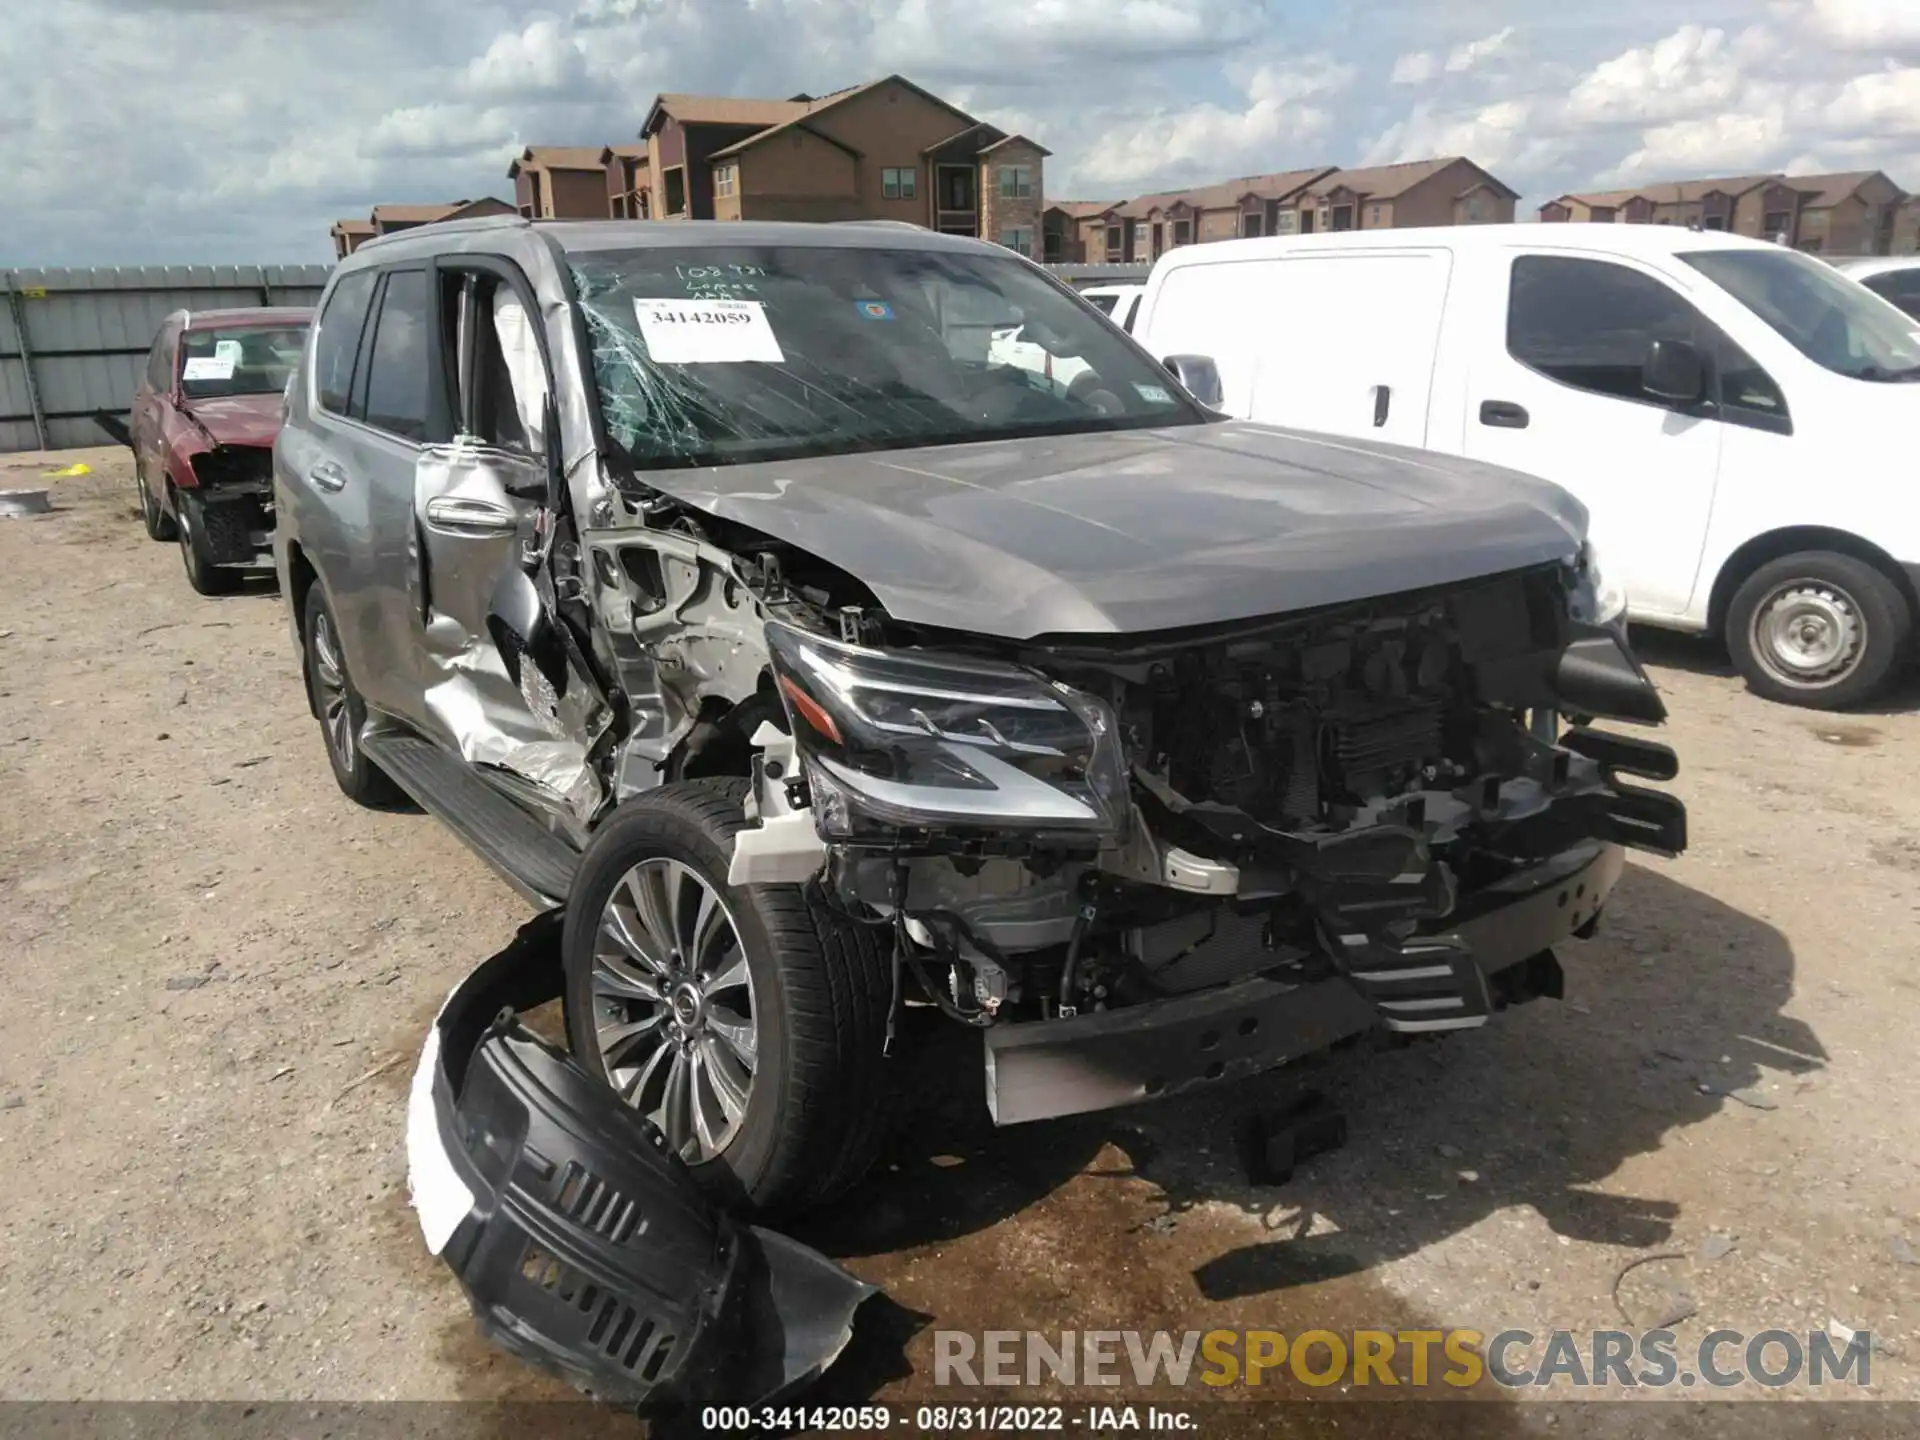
(131, 306, 312, 595)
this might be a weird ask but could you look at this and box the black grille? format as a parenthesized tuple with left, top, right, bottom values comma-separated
(553, 1160, 648, 1246)
(518, 1241, 676, 1380)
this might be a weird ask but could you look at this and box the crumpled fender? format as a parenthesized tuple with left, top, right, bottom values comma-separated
(406, 911, 875, 1412)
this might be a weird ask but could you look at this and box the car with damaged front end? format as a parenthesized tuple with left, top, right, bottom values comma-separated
(278, 217, 1687, 1242)
(133, 306, 311, 594)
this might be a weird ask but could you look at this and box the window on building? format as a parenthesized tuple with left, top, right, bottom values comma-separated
(1241, 211, 1262, 237)
(1703, 215, 1726, 230)
(361, 270, 434, 441)
(998, 165, 1034, 200)
(999, 226, 1034, 255)
(314, 270, 378, 416)
(882, 167, 917, 200)
(1368, 204, 1382, 225)
(1172, 219, 1192, 246)
(1762, 210, 1791, 237)
(1133, 222, 1149, 252)
(612, 196, 628, 218)
(664, 167, 687, 215)
(1272, 209, 1297, 235)
(1330, 204, 1354, 231)
(1105, 225, 1122, 260)
(714, 164, 736, 199)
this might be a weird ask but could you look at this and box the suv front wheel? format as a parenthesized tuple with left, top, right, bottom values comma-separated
(562, 779, 893, 1217)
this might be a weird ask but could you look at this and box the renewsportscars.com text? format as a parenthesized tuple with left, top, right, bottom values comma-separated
(934, 1327, 1874, 1390)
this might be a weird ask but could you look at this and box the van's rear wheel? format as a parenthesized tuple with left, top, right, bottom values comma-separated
(1726, 551, 1911, 710)
(562, 779, 893, 1217)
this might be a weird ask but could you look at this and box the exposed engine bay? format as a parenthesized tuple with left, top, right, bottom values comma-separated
(561, 494, 1685, 1050)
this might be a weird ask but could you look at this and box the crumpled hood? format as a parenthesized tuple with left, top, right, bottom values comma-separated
(635, 421, 1590, 639)
(180, 394, 284, 448)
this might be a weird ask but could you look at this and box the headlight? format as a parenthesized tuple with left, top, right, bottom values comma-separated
(765, 621, 1129, 841)
(1568, 540, 1627, 627)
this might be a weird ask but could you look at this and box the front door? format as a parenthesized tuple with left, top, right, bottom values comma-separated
(1461, 252, 1724, 618)
(410, 263, 600, 808)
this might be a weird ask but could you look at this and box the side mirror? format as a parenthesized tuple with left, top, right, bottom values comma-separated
(1642, 339, 1704, 404)
(1162, 353, 1223, 408)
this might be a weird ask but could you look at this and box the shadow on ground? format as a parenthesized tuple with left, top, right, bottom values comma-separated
(1630, 623, 1920, 715)
(791, 863, 1819, 1403)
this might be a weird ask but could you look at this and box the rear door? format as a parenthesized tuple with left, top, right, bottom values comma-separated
(1459, 251, 1727, 618)
(1143, 248, 1453, 448)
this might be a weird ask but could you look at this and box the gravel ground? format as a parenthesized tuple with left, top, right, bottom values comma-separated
(2, 448, 1918, 1425)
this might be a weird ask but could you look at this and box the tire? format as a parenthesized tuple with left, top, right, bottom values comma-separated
(137, 464, 176, 541)
(562, 778, 894, 1217)
(1726, 551, 1912, 710)
(301, 586, 402, 806)
(175, 490, 240, 596)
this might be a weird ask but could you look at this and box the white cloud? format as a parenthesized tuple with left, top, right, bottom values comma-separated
(1390, 51, 1439, 85)
(1445, 26, 1515, 74)
(3, 0, 1920, 264)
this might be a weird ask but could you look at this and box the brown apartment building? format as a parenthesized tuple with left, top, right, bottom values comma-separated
(1539, 170, 1911, 254)
(609, 75, 1050, 257)
(328, 198, 515, 259)
(1066, 156, 1517, 265)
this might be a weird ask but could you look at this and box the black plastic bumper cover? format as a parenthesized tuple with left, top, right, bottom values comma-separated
(406, 911, 875, 1412)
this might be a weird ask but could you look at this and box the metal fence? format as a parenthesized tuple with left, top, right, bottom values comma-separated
(1, 265, 332, 453)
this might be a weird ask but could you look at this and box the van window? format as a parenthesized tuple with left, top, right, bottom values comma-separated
(314, 271, 378, 414)
(1507, 256, 1702, 404)
(1682, 248, 1920, 382)
(360, 271, 433, 441)
(1859, 267, 1920, 321)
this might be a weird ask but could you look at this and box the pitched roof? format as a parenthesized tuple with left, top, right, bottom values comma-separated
(1309, 157, 1513, 201)
(707, 75, 978, 160)
(598, 143, 649, 163)
(369, 198, 511, 226)
(1046, 200, 1122, 219)
(1556, 185, 1650, 209)
(979, 132, 1053, 159)
(1197, 166, 1337, 208)
(643, 94, 816, 133)
(1627, 174, 1780, 205)
(1113, 186, 1193, 220)
(1790, 170, 1898, 210)
(508, 146, 609, 176)
(330, 218, 375, 236)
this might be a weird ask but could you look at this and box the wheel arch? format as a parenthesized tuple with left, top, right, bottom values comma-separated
(665, 671, 786, 784)
(1706, 526, 1920, 638)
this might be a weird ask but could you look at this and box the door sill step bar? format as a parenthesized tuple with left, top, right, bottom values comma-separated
(361, 731, 580, 907)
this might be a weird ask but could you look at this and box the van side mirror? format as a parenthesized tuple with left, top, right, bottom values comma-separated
(1162, 354, 1223, 408)
(1642, 339, 1704, 405)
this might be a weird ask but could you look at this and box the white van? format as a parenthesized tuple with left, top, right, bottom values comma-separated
(1079, 282, 1144, 332)
(1134, 224, 1920, 709)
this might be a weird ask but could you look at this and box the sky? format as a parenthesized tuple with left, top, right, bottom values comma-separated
(5, 0, 1920, 265)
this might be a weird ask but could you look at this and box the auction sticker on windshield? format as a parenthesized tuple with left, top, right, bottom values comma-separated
(182, 355, 235, 381)
(632, 297, 785, 364)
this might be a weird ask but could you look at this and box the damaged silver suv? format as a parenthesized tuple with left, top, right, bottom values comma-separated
(276, 217, 1686, 1218)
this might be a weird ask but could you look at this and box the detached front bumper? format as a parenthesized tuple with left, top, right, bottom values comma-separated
(986, 838, 1629, 1126)
(406, 912, 875, 1413)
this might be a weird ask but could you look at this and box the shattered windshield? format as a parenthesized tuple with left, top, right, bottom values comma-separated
(569, 244, 1203, 468)
(178, 325, 308, 399)
(1682, 249, 1920, 383)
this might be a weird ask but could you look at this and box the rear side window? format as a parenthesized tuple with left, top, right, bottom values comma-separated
(1084, 292, 1118, 316)
(1861, 268, 1920, 321)
(361, 270, 432, 441)
(314, 271, 377, 414)
(1507, 255, 1700, 403)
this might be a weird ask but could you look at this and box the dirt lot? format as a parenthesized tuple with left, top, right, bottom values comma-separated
(3, 447, 1919, 1424)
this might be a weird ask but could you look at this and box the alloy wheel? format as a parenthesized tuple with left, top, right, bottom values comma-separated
(592, 857, 758, 1163)
(309, 610, 355, 769)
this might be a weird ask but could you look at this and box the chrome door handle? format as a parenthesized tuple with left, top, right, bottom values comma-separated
(309, 460, 349, 492)
(424, 495, 519, 536)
